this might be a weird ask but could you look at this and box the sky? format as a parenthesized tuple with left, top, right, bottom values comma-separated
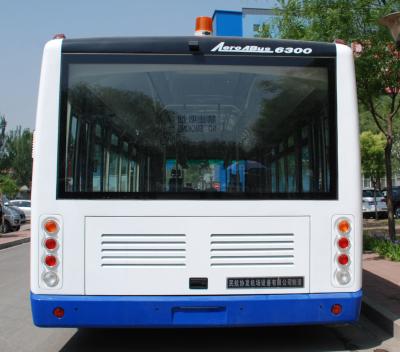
(0, 0, 278, 131)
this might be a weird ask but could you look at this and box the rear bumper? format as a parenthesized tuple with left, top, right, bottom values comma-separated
(31, 290, 362, 328)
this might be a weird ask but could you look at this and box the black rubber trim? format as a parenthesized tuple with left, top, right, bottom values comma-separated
(61, 36, 336, 57)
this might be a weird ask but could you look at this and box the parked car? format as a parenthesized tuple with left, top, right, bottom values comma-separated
(5, 204, 26, 223)
(8, 199, 31, 221)
(362, 189, 388, 218)
(383, 186, 400, 218)
(1, 205, 21, 233)
(380, 187, 400, 218)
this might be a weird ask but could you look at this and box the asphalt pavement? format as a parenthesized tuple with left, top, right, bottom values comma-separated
(0, 223, 31, 250)
(0, 243, 75, 352)
(1, 243, 399, 352)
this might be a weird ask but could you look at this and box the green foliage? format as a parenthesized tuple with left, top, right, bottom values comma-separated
(276, 0, 397, 43)
(255, 22, 273, 38)
(275, 0, 400, 134)
(274, 0, 400, 239)
(0, 175, 19, 198)
(359, 106, 380, 133)
(360, 131, 385, 183)
(1, 126, 33, 187)
(359, 97, 400, 134)
(364, 235, 400, 261)
(355, 41, 400, 121)
(392, 139, 400, 174)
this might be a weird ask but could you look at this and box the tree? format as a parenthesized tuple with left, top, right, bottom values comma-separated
(275, 0, 400, 240)
(6, 127, 33, 187)
(360, 131, 386, 218)
(356, 40, 400, 239)
(0, 175, 18, 198)
(255, 22, 273, 38)
(0, 114, 8, 172)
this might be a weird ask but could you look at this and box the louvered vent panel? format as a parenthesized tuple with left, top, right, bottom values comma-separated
(210, 233, 295, 267)
(101, 234, 186, 267)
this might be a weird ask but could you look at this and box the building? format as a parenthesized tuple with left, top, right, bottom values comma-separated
(213, 5, 280, 38)
(362, 175, 400, 190)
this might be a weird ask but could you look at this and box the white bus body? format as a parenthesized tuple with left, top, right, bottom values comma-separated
(31, 37, 362, 327)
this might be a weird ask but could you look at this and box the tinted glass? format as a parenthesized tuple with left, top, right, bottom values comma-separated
(363, 190, 383, 197)
(58, 56, 336, 199)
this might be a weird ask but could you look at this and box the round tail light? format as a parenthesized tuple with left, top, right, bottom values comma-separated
(338, 237, 350, 250)
(44, 219, 59, 235)
(53, 307, 64, 318)
(336, 270, 351, 285)
(44, 255, 58, 268)
(337, 253, 350, 266)
(331, 304, 342, 315)
(44, 238, 58, 251)
(42, 271, 59, 287)
(337, 219, 351, 234)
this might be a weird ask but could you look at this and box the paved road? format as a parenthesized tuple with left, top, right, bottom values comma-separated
(1, 243, 399, 352)
(20, 223, 31, 232)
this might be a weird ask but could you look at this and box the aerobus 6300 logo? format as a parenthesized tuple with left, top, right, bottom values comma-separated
(211, 41, 313, 55)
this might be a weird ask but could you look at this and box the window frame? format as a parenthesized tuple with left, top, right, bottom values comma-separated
(57, 53, 337, 200)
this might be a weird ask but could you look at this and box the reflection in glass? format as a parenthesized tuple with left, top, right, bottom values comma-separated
(288, 153, 296, 193)
(302, 146, 311, 192)
(120, 157, 129, 192)
(61, 62, 334, 198)
(108, 151, 119, 192)
(92, 144, 103, 192)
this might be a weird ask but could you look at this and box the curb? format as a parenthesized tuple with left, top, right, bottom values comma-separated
(362, 296, 400, 339)
(0, 236, 30, 250)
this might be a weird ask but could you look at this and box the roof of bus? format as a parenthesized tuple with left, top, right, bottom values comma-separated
(61, 36, 336, 57)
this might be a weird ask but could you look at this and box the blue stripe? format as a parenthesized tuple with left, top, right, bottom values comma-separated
(31, 290, 362, 328)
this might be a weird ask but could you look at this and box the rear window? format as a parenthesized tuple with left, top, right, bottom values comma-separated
(58, 55, 336, 199)
(363, 190, 384, 197)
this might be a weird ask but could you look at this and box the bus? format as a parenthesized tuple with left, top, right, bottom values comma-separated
(31, 34, 362, 327)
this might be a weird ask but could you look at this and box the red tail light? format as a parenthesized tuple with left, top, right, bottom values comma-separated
(338, 237, 350, 250)
(44, 238, 58, 251)
(331, 304, 342, 315)
(53, 307, 64, 318)
(44, 255, 58, 268)
(338, 253, 349, 266)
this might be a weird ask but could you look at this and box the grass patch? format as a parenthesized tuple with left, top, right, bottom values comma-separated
(364, 235, 400, 261)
